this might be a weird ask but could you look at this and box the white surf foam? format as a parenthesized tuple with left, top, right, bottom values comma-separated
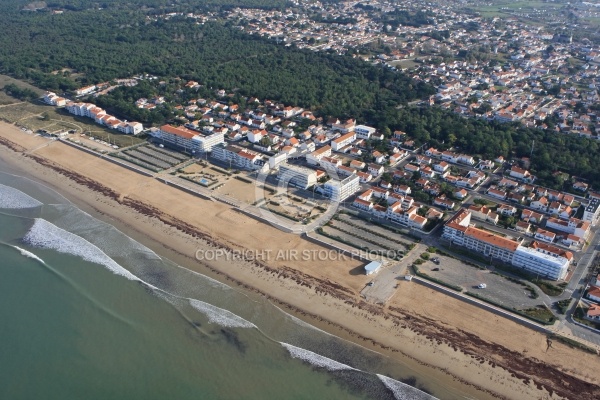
(377, 374, 438, 400)
(281, 343, 358, 371)
(23, 218, 139, 281)
(189, 299, 256, 328)
(0, 183, 43, 209)
(11, 245, 45, 264)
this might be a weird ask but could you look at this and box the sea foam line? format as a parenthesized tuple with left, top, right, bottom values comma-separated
(377, 374, 438, 400)
(281, 342, 358, 371)
(11, 245, 45, 264)
(23, 218, 139, 281)
(189, 299, 256, 329)
(0, 183, 43, 209)
(280, 341, 439, 399)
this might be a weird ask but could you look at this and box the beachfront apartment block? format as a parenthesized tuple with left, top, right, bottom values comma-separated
(278, 164, 318, 189)
(65, 102, 144, 135)
(321, 175, 360, 202)
(152, 124, 225, 152)
(512, 243, 572, 281)
(443, 209, 572, 280)
(212, 144, 266, 171)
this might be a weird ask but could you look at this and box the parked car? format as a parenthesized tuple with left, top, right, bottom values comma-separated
(478, 283, 487, 289)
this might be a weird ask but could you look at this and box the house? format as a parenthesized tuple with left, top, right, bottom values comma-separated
(498, 204, 518, 216)
(389, 152, 406, 165)
(530, 197, 549, 212)
(434, 196, 455, 210)
(353, 198, 373, 211)
(573, 181, 589, 192)
(415, 155, 432, 165)
(498, 177, 519, 189)
(454, 188, 468, 200)
(562, 234, 582, 247)
(372, 151, 386, 164)
(508, 193, 526, 204)
(357, 171, 372, 183)
(393, 185, 411, 196)
(425, 147, 442, 158)
(350, 160, 366, 170)
(457, 154, 475, 165)
(371, 187, 389, 199)
(509, 166, 531, 181)
(404, 163, 420, 174)
(516, 221, 532, 234)
(487, 187, 507, 200)
(534, 229, 556, 243)
(420, 166, 435, 179)
(426, 208, 444, 220)
(521, 209, 544, 224)
(433, 161, 449, 173)
(331, 118, 356, 133)
(586, 304, 600, 321)
(587, 285, 600, 303)
(479, 160, 494, 170)
(368, 163, 384, 177)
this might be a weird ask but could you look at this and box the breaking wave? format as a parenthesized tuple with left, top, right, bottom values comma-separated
(11, 245, 45, 264)
(281, 343, 358, 371)
(22, 218, 139, 281)
(0, 183, 43, 209)
(189, 299, 256, 328)
(377, 374, 437, 400)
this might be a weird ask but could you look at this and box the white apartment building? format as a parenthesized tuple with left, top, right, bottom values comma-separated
(354, 125, 376, 139)
(512, 245, 570, 281)
(151, 125, 224, 152)
(443, 209, 571, 280)
(331, 131, 356, 151)
(306, 145, 332, 166)
(278, 164, 318, 189)
(212, 144, 265, 170)
(322, 175, 360, 202)
(583, 197, 600, 224)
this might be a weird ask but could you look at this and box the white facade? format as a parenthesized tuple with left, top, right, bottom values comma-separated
(278, 164, 317, 189)
(583, 198, 600, 224)
(512, 246, 569, 281)
(354, 125, 376, 139)
(322, 175, 360, 202)
(331, 132, 356, 151)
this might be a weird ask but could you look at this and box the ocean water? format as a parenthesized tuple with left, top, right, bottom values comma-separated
(0, 170, 451, 400)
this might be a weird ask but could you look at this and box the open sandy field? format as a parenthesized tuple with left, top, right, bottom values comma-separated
(1, 121, 599, 400)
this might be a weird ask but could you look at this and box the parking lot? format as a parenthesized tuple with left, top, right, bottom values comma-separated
(422, 253, 543, 309)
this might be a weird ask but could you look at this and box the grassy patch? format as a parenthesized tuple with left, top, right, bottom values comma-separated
(555, 298, 572, 315)
(532, 279, 563, 297)
(465, 291, 555, 326)
(547, 333, 598, 355)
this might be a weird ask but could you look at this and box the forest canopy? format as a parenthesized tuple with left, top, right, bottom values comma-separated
(0, 0, 598, 188)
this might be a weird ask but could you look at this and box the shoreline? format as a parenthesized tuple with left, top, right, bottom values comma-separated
(1, 124, 599, 400)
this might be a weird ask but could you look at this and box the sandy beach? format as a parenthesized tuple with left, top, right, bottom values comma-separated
(1, 122, 599, 400)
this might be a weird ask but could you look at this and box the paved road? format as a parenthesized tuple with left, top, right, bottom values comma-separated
(360, 243, 426, 303)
